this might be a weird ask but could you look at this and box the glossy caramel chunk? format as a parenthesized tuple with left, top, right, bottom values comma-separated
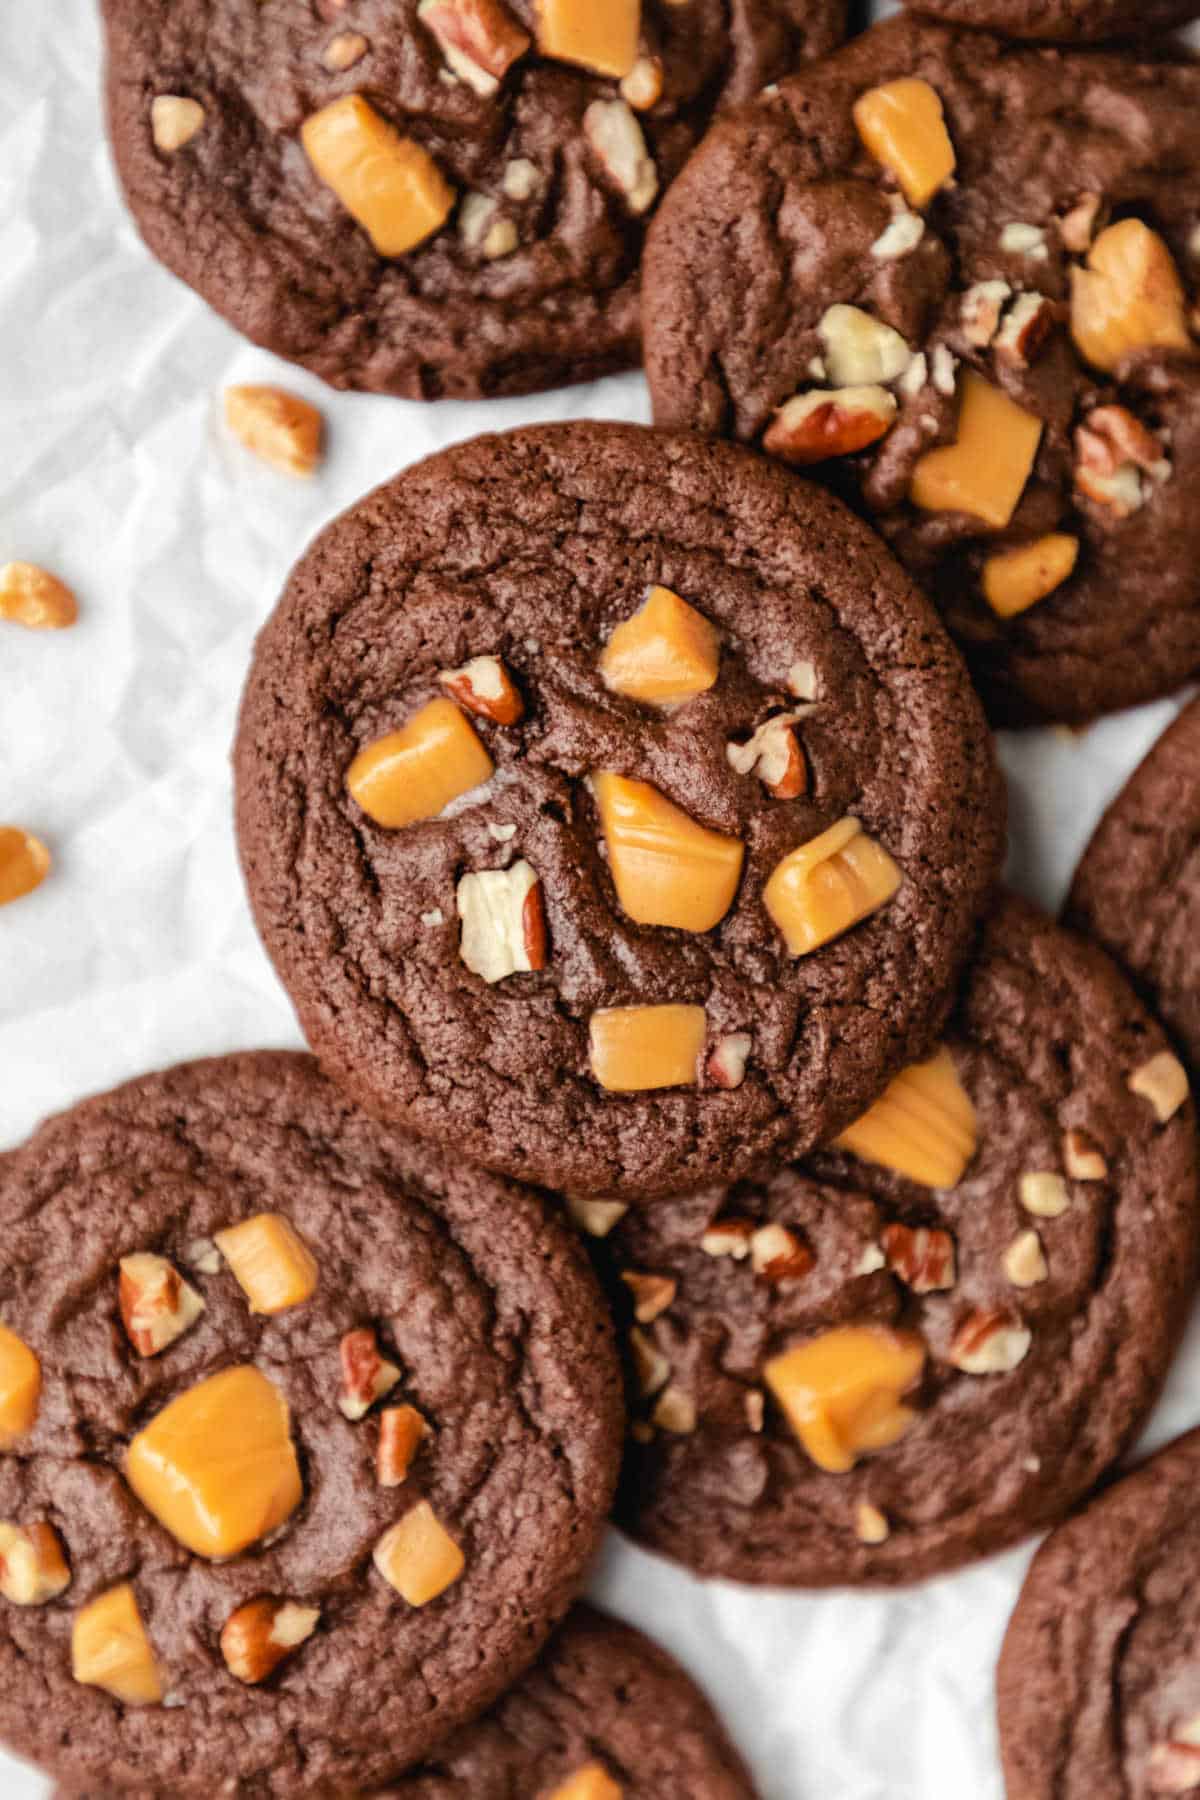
(215, 1213, 318, 1315)
(0, 562, 78, 629)
(763, 817, 901, 957)
(853, 78, 956, 209)
(593, 773, 743, 932)
(373, 1500, 465, 1605)
(0, 1324, 40, 1449)
(549, 1765, 623, 1800)
(301, 96, 454, 257)
(0, 828, 51, 907)
(589, 1004, 706, 1092)
(125, 1366, 303, 1559)
(1070, 219, 1191, 376)
(535, 0, 639, 79)
(599, 585, 720, 707)
(72, 1584, 163, 1706)
(834, 1047, 977, 1189)
(347, 698, 494, 830)
(911, 372, 1043, 531)
(764, 1325, 925, 1473)
(982, 535, 1079, 620)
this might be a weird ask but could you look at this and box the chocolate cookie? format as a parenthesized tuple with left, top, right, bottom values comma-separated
(0, 1052, 623, 1796)
(907, 0, 1200, 42)
(1068, 697, 1200, 1081)
(576, 894, 1198, 1585)
(234, 421, 1004, 1200)
(998, 1427, 1200, 1799)
(99, 0, 845, 403)
(643, 16, 1200, 724)
(381, 1604, 757, 1798)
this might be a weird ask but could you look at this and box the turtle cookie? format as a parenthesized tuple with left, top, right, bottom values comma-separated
(577, 895, 1197, 1584)
(643, 15, 1200, 724)
(906, 0, 1200, 43)
(0, 1053, 622, 1795)
(1068, 696, 1200, 1082)
(998, 1427, 1200, 1799)
(234, 421, 1003, 1200)
(381, 1604, 757, 1798)
(100, 0, 846, 402)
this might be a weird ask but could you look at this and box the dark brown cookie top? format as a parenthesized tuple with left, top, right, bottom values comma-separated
(0, 1053, 623, 1797)
(643, 15, 1200, 725)
(380, 1604, 757, 1798)
(234, 421, 1003, 1201)
(99, 0, 845, 403)
(579, 895, 1197, 1586)
(1067, 697, 1200, 1080)
(998, 1427, 1200, 1800)
(907, 0, 1200, 41)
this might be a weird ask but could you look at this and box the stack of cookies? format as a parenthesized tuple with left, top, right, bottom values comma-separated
(5, 0, 1200, 1793)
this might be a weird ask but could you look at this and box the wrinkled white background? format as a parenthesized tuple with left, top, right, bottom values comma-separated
(3, 4, 1200, 1795)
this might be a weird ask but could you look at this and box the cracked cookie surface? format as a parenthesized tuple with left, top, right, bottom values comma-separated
(100, 0, 845, 401)
(584, 896, 1197, 1584)
(644, 16, 1200, 724)
(234, 421, 1003, 1200)
(0, 1052, 622, 1796)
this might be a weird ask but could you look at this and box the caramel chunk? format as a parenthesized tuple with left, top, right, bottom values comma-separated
(589, 1004, 706, 1092)
(0, 1522, 71, 1606)
(1070, 219, 1191, 376)
(764, 1325, 926, 1474)
(215, 1213, 318, 1314)
(982, 534, 1079, 620)
(119, 1254, 206, 1358)
(221, 1598, 320, 1685)
(0, 561, 78, 629)
(0, 827, 51, 907)
(0, 1324, 40, 1449)
(347, 698, 495, 829)
(302, 95, 454, 257)
(599, 585, 720, 707)
(535, 0, 639, 79)
(125, 1366, 303, 1559)
(151, 95, 205, 153)
(833, 1047, 977, 1189)
(764, 816, 901, 957)
(374, 1500, 465, 1605)
(853, 77, 956, 209)
(225, 386, 323, 478)
(592, 772, 744, 933)
(1128, 1050, 1190, 1123)
(548, 1765, 623, 1800)
(911, 371, 1043, 531)
(72, 1584, 163, 1706)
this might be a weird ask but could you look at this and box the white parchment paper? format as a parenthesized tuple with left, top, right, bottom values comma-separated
(3, 5, 1199, 1795)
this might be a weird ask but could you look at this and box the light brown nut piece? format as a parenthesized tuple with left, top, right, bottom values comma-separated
(855, 1502, 890, 1546)
(151, 95, 205, 153)
(621, 1271, 677, 1323)
(881, 1224, 956, 1293)
(0, 1522, 71, 1606)
(0, 561, 78, 629)
(834, 1047, 977, 1189)
(765, 1325, 925, 1474)
(1019, 1171, 1070, 1218)
(948, 1309, 1031, 1375)
(338, 1328, 402, 1420)
(871, 207, 924, 262)
(220, 1598, 320, 1684)
(1070, 219, 1191, 375)
(1075, 404, 1170, 517)
(215, 1213, 318, 1314)
(0, 1326, 41, 1449)
(620, 55, 663, 112)
(960, 280, 1011, 349)
(322, 31, 369, 71)
(1149, 1726, 1200, 1795)
(629, 1327, 670, 1397)
(588, 1004, 706, 1093)
(224, 386, 323, 478)
(302, 96, 454, 256)
(457, 859, 548, 982)
(185, 1236, 221, 1275)
(982, 535, 1079, 621)
(599, 584, 720, 707)
(1128, 1050, 1190, 1123)
(417, 0, 530, 95)
(377, 1404, 429, 1487)
(72, 1584, 163, 1705)
(565, 1196, 628, 1237)
(583, 100, 658, 215)
(438, 654, 523, 724)
(0, 828, 51, 908)
(750, 1223, 814, 1285)
(706, 1032, 752, 1090)
(995, 292, 1057, 366)
(853, 77, 956, 209)
(1063, 1129, 1107, 1181)
(1003, 1229, 1047, 1288)
(373, 1501, 464, 1605)
(118, 1254, 206, 1358)
(764, 816, 901, 957)
(502, 157, 540, 201)
(652, 1386, 697, 1434)
(744, 1390, 765, 1432)
(818, 306, 911, 386)
(536, 0, 639, 79)
(911, 371, 1042, 531)
(726, 712, 809, 800)
(700, 1218, 754, 1259)
(764, 385, 897, 467)
(348, 699, 494, 831)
